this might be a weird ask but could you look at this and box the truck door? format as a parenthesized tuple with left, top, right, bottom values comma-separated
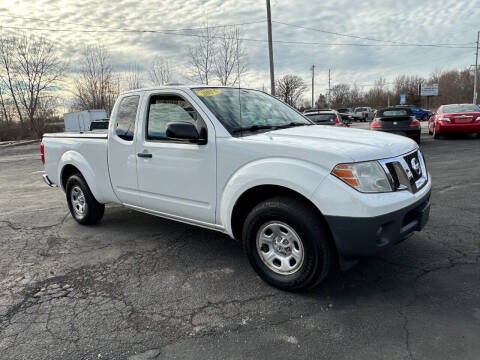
(108, 94, 143, 206)
(135, 91, 216, 224)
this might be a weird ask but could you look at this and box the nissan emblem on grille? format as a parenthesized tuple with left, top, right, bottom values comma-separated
(411, 157, 421, 175)
(378, 150, 428, 194)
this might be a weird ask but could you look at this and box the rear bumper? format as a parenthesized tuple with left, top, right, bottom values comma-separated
(325, 190, 431, 258)
(42, 173, 56, 187)
(373, 128, 421, 140)
(437, 122, 480, 134)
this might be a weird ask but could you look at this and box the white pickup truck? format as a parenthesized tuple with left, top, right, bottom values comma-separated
(41, 86, 431, 291)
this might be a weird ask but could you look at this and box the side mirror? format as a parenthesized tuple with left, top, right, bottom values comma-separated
(166, 122, 207, 144)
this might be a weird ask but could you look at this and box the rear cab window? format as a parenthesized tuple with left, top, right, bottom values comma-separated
(116, 95, 140, 141)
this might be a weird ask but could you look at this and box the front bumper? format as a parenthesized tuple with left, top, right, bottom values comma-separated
(325, 190, 431, 258)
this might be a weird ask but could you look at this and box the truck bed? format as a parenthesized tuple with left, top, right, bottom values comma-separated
(42, 131, 115, 203)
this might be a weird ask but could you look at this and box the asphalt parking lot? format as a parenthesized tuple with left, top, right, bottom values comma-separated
(0, 125, 479, 360)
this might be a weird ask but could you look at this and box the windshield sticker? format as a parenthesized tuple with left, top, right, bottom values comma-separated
(196, 89, 221, 97)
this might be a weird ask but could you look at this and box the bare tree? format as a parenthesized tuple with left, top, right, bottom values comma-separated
(214, 26, 247, 86)
(15, 35, 64, 136)
(314, 93, 328, 109)
(0, 36, 25, 127)
(188, 26, 217, 85)
(124, 62, 145, 90)
(72, 45, 119, 115)
(329, 84, 351, 109)
(0, 85, 13, 125)
(0, 34, 64, 137)
(149, 57, 171, 85)
(276, 75, 307, 108)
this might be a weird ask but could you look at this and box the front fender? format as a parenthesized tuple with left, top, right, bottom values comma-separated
(219, 157, 330, 236)
(57, 150, 103, 202)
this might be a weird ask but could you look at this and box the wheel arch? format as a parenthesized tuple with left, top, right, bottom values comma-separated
(230, 184, 334, 246)
(61, 164, 81, 190)
(57, 150, 103, 202)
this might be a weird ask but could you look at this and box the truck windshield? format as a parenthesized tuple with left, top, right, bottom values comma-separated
(193, 88, 312, 135)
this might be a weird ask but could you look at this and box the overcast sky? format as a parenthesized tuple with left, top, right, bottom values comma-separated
(1, 0, 478, 98)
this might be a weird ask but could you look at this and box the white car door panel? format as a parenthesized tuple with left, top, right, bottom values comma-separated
(135, 90, 216, 224)
(108, 94, 143, 206)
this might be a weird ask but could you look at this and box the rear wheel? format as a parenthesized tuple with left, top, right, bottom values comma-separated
(66, 174, 104, 225)
(422, 114, 429, 122)
(242, 196, 332, 292)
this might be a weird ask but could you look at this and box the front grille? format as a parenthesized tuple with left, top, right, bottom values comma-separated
(379, 150, 428, 193)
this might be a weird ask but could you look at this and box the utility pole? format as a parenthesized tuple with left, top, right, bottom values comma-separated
(473, 30, 479, 104)
(328, 69, 331, 107)
(311, 65, 315, 108)
(266, 0, 275, 96)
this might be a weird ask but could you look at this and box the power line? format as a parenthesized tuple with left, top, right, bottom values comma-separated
(0, 25, 475, 49)
(272, 20, 476, 48)
(0, 14, 266, 32)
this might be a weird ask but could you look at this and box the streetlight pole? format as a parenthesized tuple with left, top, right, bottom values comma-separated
(473, 30, 479, 104)
(266, 0, 275, 96)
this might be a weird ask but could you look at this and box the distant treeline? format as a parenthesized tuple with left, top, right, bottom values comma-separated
(311, 69, 476, 111)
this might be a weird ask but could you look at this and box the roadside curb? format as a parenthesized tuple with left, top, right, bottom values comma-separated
(0, 139, 40, 149)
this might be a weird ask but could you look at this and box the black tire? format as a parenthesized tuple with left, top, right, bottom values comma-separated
(422, 114, 429, 122)
(66, 174, 105, 225)
(433, 126, 440, 139)
(242, 196, 332, 292)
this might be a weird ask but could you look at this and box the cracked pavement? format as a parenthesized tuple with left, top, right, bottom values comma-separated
(0, 130, 479, 359)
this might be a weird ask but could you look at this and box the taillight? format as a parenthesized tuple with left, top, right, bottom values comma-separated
(438, 117, 451, 123)
(334, 116, 340, 124)
(40, 142, 45, 165)
(370, 120, 381, 128)
(410, 119, 420, 127)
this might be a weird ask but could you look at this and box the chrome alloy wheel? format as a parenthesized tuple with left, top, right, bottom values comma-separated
(70, 185, 87, 218)
(256, 221, 304, 275)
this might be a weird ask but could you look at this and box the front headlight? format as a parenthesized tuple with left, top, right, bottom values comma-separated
(331, 161, 392, 193)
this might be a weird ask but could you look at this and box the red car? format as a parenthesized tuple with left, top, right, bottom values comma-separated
(428, 104, 480, 139)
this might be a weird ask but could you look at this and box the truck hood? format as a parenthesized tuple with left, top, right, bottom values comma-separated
(243, 125, 417, 162)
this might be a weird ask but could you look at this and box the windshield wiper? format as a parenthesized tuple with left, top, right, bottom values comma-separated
(273, 122, 311, 129)
(231, 124, 277, 134)
(232, 122, 311, 135)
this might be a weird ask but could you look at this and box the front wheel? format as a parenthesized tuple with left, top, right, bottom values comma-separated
(66, 174, 105, 225)
(242, 196, 333, 292)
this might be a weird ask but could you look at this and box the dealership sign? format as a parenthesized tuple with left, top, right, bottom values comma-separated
(400, 94, 406, 104)
(420, 83, 439, 96)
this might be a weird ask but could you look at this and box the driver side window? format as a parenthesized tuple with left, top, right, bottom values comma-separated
(147, 94, 206, 141)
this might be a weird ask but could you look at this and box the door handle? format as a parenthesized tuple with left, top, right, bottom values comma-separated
(137, 152, 152, 158)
